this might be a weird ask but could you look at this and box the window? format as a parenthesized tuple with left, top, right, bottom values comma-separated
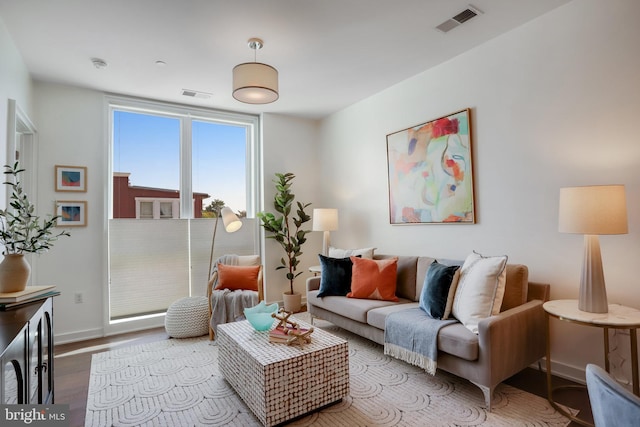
(108, 96, 259, 321)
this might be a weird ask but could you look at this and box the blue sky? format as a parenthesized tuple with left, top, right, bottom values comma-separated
(113, 110, 247, 212)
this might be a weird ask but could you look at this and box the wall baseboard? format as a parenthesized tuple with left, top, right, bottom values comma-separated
(533, 357, 586, 385)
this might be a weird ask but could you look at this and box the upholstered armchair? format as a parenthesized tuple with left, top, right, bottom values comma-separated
(586, 363, 640, 427)
(206, 254, 264, 339)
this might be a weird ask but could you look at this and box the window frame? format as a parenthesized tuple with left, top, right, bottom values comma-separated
(104, 95, 261, 332)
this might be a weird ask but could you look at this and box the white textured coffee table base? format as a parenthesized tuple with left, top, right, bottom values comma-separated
(218, 318, 349, 426)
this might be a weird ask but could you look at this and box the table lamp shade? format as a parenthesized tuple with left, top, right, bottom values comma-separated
(558, 185, 628, 313)
(559, 185, 628, 235)
(313, 209, 338, 257)
(313, 209, 339, 231)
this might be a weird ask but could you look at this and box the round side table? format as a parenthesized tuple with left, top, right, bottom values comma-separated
(544, 299, 640, 426)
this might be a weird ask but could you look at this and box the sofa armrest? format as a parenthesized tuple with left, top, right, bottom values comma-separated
(527, 282, 550, 303)
(307, 276, 321, 292)
(476, 300, 546, 385)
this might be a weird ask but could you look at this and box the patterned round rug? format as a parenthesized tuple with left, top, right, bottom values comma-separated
(85, 320, 574, 426)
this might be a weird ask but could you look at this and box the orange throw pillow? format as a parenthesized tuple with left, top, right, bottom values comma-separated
(347, 257, 398, 301)
(215, 264, 260, 291)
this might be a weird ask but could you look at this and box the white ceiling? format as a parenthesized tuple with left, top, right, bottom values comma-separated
(0, 0, 571, 119)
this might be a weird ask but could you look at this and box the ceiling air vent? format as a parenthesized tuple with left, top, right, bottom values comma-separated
(436, 5, 483, 33)
(181, 89, 212, 99)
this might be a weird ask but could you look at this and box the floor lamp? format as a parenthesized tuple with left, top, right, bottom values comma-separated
(312, 208, 339, 257)
(558, 185, 628, 313)
(207, 207, 243, 281)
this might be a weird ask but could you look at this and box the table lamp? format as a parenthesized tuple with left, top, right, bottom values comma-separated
(312, 208, 338, 257)
(558, 185, 628, 313)
(207, 206, 243, 280)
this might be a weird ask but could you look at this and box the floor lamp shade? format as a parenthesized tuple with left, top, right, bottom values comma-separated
(558, 185, 628, 313)
(221, 207, 242, 232)
(208, 207, 243, 282)
(313, 209, 338, 257)
(232, 62, 279, 104)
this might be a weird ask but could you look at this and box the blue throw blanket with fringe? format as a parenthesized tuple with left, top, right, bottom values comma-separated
(384, 308, 457, 375)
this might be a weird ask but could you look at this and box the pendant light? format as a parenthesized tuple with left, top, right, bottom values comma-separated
(232, 38, 279, 104)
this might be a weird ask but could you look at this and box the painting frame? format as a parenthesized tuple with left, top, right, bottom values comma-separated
(386, 108, 475, 225)
(55, 165, 87, 192)
(56, 200, 87, 227)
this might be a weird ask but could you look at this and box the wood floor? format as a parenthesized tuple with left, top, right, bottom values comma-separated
(54, 327, 593, 427)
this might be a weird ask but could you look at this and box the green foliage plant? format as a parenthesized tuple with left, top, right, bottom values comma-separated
(257, 173, 311, 295)
(0, 163, 70, 255)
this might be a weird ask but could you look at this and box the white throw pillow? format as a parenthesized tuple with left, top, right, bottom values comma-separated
(451, 251, 508, 334)
(328, 246, 376, 259)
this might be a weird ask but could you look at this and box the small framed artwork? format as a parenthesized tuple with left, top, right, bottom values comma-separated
(55, 165, 87, 192)
(386, 108, 475, 224)
(56, 200, 87, 227)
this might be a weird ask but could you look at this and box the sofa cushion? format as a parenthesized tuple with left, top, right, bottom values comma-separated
(452, 252, 508, 334)
(375, 255, 420, 301)
(329, 246, 375, 259)
(437, 322, 479, 361)
(501, 264, 529, 311)
(366, 302, 419, 329)
(419, 261, 460, 320)
(317, 254, 354, 297)
(348, 257, 399, 301)
(308, 290, 404, 323)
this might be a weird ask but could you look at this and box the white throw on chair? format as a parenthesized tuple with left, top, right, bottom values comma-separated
(207, 254, 264, 339)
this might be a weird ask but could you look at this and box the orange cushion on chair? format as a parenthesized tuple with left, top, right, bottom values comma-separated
(347, 256, 398, 301)
(215, 264, 260, 291)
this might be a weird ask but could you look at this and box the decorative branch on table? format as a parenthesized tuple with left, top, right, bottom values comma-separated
(257, 172, 311, 296)
(0, 162, 70, 255)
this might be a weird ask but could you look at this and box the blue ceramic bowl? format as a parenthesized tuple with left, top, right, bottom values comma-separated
(244, 301, 279, 331)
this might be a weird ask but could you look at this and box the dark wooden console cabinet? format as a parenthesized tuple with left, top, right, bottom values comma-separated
(0, 297, 54, 404)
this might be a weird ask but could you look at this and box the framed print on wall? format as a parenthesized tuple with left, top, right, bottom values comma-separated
(56, 200, 87, 227)
(386, 108, 475, 224)
(55, 165, 87, 192)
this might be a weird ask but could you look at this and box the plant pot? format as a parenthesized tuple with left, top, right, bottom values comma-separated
(282, 291, 302, 313)
(0, 254, 31, 293)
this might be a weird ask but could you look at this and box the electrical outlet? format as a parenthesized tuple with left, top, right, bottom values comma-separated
(74, 292, 83, 304)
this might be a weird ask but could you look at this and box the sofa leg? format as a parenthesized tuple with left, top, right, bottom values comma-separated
(472, 382, 494, 412)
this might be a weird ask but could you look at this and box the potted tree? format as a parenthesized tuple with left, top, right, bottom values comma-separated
(257, 172, 311, 312)
(0, 162, 70, 292)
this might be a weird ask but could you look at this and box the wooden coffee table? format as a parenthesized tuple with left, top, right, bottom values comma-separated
(217, 318, 349, 426)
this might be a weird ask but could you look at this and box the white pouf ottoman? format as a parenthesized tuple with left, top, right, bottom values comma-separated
(165, 296, 209, 338)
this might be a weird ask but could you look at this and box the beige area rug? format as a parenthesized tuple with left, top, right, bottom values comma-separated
(86, 319, 575, 427)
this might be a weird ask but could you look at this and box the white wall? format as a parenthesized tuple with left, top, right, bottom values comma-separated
(318, 0, 640, 383)
(261, 113, 321, 303)
(33, 82, 106, 342)
(0, 17, 33, 202)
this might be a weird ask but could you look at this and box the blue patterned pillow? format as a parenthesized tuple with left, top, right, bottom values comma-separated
(419, 261, 460, 319)
(317, 254, 355, 297)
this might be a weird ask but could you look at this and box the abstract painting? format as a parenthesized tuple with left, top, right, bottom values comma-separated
(386, 109, 475, 224)
(56, 200, 87, 227)
(55, 165, 87, 192)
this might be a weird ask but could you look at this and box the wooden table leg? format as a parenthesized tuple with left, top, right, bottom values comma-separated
(631, 328, 639, 396)
(604, 326, 610, 372)
(546, 312, 552, 400)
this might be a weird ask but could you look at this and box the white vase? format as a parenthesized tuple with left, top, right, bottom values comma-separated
(282, 292, 302, 313)
(0, 254, 31, 293)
